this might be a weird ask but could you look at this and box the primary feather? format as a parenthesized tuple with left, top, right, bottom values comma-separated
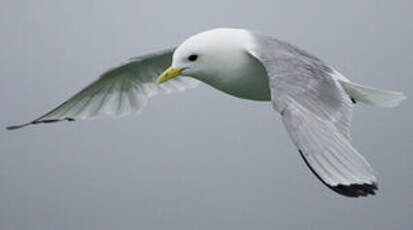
(7, 49, 198, 130)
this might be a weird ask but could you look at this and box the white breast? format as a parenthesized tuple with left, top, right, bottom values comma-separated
(208, 50, 271, 101)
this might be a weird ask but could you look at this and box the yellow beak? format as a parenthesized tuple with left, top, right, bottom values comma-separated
(156, 67, 185, 85)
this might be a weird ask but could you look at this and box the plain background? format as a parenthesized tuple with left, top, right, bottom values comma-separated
(1, 0, 412, 229)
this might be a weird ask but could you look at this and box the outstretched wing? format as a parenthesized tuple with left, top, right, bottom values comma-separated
(7, 49, 199, 130)
(248, 33, 377, 197)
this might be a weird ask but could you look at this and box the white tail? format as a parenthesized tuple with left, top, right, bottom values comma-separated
(339, 80, 406, 107)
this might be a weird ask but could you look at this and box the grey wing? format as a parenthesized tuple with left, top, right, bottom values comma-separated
(7, 49, 199, 130)
(248, 34, 377, 197)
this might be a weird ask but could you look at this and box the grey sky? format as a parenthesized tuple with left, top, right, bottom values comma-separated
(1, 0, 412, 229)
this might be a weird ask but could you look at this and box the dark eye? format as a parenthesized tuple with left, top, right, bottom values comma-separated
(188, 54, 198, 61)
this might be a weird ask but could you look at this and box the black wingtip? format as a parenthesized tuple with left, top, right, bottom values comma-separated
(331, 183, 377, 197)
(298, 149, 378, 198)
(6, 123, 31, 130)
(6, 117, 76, 130)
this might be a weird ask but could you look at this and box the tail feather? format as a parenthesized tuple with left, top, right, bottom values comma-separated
(339, 80, 406, 107)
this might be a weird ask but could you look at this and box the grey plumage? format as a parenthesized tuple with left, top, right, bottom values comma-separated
(248, 33, 377, 197)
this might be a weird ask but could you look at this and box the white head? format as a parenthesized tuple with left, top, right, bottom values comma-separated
(157, 28, 254, 83)
(156, 28, 270, 101)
